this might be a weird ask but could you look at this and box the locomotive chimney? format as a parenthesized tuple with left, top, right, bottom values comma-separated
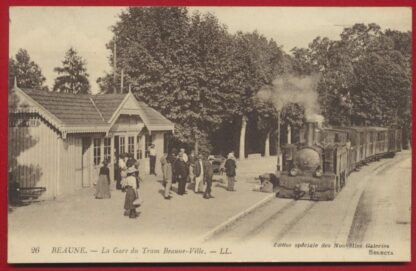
(305, 122, 317, 146)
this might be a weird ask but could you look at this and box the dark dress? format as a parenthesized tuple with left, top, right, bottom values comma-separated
(224, 159, 237, 177)
(95, 166, 111, 199)
(124, 186, 137, 210)
(175, 160, 189, 195)
(124, 175, 138, 211)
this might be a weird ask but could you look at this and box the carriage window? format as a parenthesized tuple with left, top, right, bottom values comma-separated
(128, 136, 134, 155)
(104, 138, 111, 162)
(119, 137, 125, 155)
(93, 138, 101, 165)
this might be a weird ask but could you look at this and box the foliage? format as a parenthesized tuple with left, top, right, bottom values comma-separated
(98, 7, 285, 153)
(53, 47, 90, 94)
(8, 49, 48, 91)
(291, 23, 411, 138)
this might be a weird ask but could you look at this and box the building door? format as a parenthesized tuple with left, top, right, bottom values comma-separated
(81, 137, 91, 187)
(92, 138, 103, 184)
(114, 136, 119, 180)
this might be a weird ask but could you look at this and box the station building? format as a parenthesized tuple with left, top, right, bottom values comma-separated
(8, 86, 174, 199)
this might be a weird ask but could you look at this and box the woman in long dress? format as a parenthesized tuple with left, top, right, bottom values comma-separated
(124, 167, 139, 219)
(95, 159, 111, 199)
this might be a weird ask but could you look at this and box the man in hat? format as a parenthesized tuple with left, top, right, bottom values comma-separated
(148, 144, 157, 175)
(203, 155, 214, 199)
(194, 153, 204, 193)
(174, 153, 189, 195)
(224, 152, 237, 191)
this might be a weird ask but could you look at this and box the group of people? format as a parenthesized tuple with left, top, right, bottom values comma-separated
(94, 144, 238, 219)
(160, 148, 215, 200)
(160, 148, 238, 200)
(95, 152, 142, 219)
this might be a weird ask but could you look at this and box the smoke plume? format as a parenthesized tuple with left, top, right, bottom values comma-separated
(257, 74, 324, 123)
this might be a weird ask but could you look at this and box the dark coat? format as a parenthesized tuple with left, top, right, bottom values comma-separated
(174, 160, 189, 179)
(194, 159, 203, 177)
(224, 158, 237, 177)
(203, 160, 214, 183)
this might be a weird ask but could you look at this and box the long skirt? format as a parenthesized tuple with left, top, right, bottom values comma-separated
(95, 174, 111, 199)
(124, 186, 137, 210)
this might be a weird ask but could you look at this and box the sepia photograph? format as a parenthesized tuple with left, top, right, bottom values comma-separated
(7, 6, 412, 263)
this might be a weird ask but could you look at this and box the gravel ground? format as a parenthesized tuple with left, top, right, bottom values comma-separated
(9, 156, 279, 248)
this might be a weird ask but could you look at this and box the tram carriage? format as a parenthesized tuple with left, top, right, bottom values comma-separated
(277, 122, 402, 201)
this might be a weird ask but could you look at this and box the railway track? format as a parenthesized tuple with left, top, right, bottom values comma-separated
(205, 197, 318, 244)
(203, 152, 409, 245)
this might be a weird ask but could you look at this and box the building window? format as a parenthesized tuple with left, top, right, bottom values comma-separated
(119, 137, 125, 155)
(145, 134, 153, 158)
(128, 136, 134, 155)
(93, 138, 101, 166)
(136, 135, 142, 160)
(104, 138, 111, 162)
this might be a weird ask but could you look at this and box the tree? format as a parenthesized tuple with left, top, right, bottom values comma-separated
(292, 23, 411, 146)
(229, 31, 283, 158)
(99, 7, 242, 154)
(8, 49, 47, 91)
(53, 47, 90, 94)
(263, 24, 412, 149)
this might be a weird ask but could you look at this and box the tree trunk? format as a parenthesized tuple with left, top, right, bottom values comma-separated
(194, 139, 199, 156)
(264, 131, 271, 157)
(239, 115, 248, 160)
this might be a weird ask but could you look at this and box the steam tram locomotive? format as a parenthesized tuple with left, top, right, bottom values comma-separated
(277, 122, 402, 201)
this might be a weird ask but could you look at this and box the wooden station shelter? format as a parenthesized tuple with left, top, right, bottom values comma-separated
(8, 86, 174, 200)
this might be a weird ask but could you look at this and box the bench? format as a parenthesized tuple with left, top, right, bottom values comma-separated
(9, 182, 46, 205)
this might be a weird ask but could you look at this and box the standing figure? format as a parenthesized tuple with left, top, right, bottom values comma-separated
(124, 167, 139, 219)
(175, 153, 189, 195)
(188, 150, 196, 185)
(194, 154, 204, 193)
(160, 154, 167, 187)
(179, 148, 188, 163)
(203, 156, 214, 199)
(95, 159, 111, 199)
(171, 148, 178, 184)
(116, 153, 126, 190)
(224, 152, 237, 191)
(149, 144, 157, 175)
(163, 151, 175, 200)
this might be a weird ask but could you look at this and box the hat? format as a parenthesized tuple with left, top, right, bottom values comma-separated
(126, 166, 138, 174)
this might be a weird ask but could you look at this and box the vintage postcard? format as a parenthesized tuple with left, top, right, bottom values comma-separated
(7, 6, 411, 263)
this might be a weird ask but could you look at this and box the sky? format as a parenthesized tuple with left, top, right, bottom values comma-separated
(9, 7, 412, 92)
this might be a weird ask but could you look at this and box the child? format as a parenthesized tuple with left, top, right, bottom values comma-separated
(124, 167, 139, 219)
